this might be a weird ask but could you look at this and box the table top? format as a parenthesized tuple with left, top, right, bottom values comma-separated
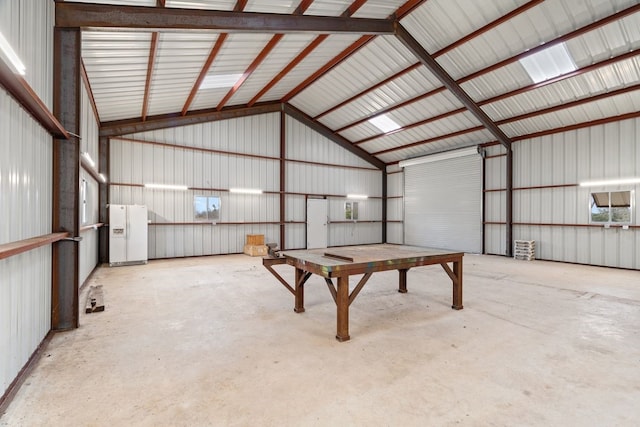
(280, 244, 463, 277)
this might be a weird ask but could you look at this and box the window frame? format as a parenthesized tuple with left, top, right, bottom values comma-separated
(589, 190, 633, 225)
(194, 195, 221, 222)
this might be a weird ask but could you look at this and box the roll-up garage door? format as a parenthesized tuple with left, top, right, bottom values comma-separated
(403, 149, 482, 253)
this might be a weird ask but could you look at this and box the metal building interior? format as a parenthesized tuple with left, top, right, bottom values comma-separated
(1, 0, 639, 424)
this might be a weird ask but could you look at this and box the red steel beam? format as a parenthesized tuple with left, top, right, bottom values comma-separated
(333, 3, 639, 134)
(80, 59, 101, 124)
(142, 32, 159, 121)
(395, 0, 428, 20)
(248, 0, 367, 107)
(216, 0, 314, 110)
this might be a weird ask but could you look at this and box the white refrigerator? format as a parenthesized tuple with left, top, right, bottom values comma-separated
(109, 204, 148, 266)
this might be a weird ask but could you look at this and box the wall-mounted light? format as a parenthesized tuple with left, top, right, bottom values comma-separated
(82, 152, 96, 168)
(99, 173, 107, 183)
(346, 194, 368, 200)
(0, 32, 26, 75)
(144, 183, 189, 191)
(229, 188, 263, 195)
(579, 178, 640, 187)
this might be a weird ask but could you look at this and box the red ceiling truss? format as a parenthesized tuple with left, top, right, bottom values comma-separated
(55, 0, 639, 166)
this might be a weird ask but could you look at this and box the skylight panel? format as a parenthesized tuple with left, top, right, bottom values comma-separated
(369, 114, 401, 133)
(199, 73, 242, 90)
(519, 43, 577, 83)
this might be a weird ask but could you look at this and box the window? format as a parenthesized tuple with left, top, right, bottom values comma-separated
(195, 196, 221, 221)
(590, 191, 632, 224)
(345, 202, 358, 220)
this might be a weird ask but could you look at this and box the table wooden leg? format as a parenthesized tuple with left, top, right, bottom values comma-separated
(398, 268, 408, 293)
(452, 258, 463, 310)
(336, 275, 350, 342)
(294, 268, 305, 313)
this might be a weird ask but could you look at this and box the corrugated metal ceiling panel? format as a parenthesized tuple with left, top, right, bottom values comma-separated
(399, 0, 525, 55)
(483, 55, 640, 121)
(359, 111, 484, 154)
(225, 33, 319, 106)
(289, 36, 416, 118)
(252, 34, 362, 103)
(147, 32, 217, 117)
(165, 1, 242, 10)
(82, 30, 151, 121)
(350, 0, 408, 19)
(66, 0, 156, 4)
(500, 89, 640, 136)
(318, 66, 450, 130)
(337, 91, 466, 142)
(437, 0, 637, 80)
(189, 32, 273, 111)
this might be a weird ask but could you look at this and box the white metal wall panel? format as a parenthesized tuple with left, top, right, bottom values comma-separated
(0, 0, 53, 106)
(386, 169, 404, 244)
(404, 153, 483, 253)
(0, 0, 53, 398)
(484, 152, 507, 255)
(112, 114, 280, 257)
(485, 117, 640, 269)
(285, 116, 383, 249)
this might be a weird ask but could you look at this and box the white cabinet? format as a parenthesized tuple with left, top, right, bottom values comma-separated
(109, 204, 148, 266)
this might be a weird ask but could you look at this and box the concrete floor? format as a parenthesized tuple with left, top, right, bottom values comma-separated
(1, 253, 639, 426)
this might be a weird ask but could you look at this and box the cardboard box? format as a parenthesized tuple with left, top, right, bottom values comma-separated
(244, 244, 268, 257)
(246, 234, 265, 246)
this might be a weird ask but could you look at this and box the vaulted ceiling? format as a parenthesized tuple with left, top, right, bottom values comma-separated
(57, 0, 640, 167)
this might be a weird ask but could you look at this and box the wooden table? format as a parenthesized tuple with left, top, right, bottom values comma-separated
(262, 244, 464, 341)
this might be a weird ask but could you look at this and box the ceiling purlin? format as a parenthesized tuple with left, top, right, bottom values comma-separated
(216, 0, 314, 111)
(180, 0, 248, 116)
(247, 0, 368, 107)
(281, 35, 375, 102)
(371, 70, 640, 157)
(394, 0, 428, 20)
(142, 32, 159, 121)
(395, 24, 513, 149)
(141, 0, 165, 121)
(55, 3, 394, 34)
(433, 0, 544, 58)
(334, 3, 640, 139)
(318, 0, 545, 129)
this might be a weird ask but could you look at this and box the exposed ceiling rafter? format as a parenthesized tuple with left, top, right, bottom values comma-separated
(283, 104, 385, 170)
(326, 3, 639, 135)
(216, 0, 314, 111)
(100, 102, 282, 137)
(395, 23, 512, 149)
(248, 0, 367, 107)
(55, 3, 394, 34)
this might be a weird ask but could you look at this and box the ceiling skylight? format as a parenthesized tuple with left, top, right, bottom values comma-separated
(369, 115, 401, 133)
(519, 43, 577, 83)
(199, 73, 242, 90)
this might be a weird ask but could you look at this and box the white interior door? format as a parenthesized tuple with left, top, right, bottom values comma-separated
(307, 198, 328, 249)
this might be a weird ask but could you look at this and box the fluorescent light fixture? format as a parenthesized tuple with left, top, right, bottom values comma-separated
(369, 115, 401, 133)
(347, 194, 368, 200)
(99, 173, 107, 183)
(82, 152, 96, 168)
(519, 42, 577, 83)
(579, 178, 640, 187)
(229, 188, 263, 195)
(200, 73, 243, 90)
(144, 183, 189, 191)
(0, 32, 26, 75)
(399, 146, 479, 168)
